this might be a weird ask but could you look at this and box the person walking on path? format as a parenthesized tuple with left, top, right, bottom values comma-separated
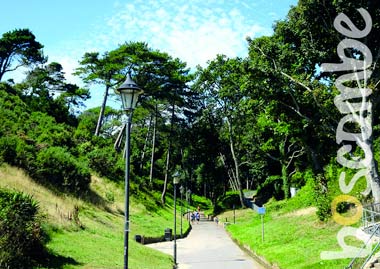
(195, 211, 200, 223)
(190, 212, 195, 224)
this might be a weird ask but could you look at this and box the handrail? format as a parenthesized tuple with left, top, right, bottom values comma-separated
(345, 224, 380, 269)
(345, 203, 380, 269)
(359, 239, 380, 269)
(362, 203, 380, 230)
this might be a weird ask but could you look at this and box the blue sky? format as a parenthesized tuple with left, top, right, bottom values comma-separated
(1, 0, 297, 109)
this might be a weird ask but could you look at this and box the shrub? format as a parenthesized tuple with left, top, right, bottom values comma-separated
(24, 112, 74, 148)
(214, 191, 241, 214)
(87, 147, 123, 181)
(0, 135, 35, 169)
(315, 174, 332, 222)
(0, 189, 46, 268)
(33, 146, 91, 193)
(284, 170, 317, 210)
(0, 136, 18, 165)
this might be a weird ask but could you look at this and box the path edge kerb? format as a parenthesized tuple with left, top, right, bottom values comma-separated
(141, 223, 193, 245)
(225, 229, 280, 269)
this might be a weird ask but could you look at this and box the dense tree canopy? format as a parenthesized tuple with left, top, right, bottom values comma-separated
(1, 0, 380, 220)
(0, 28, 45, 81)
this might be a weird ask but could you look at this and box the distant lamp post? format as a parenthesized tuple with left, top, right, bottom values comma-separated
(172, 170, 181, 268)
(179, 185, 184, 237)
(115, 72, 143, 269)
(186, 189, 192, 222)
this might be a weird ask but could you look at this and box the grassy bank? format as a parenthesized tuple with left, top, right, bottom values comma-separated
(0, 164, 191, 268)
(218, 205, 366, 269)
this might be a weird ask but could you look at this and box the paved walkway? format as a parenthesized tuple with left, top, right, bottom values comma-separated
(147, 215, 265, 269)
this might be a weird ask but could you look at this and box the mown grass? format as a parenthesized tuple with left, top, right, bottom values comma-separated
(219, 206, 367, 269)
(0, 164, 191, 269)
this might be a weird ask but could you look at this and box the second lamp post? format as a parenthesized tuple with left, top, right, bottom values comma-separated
(172, 171, 181, 268)
(179, 185, 184, 237)
(115, 72, 143, 269)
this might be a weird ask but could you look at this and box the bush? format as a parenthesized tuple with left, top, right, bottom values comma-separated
(314, 173, 332, 222)
(214, 191, 241, 214)
(87, 147, 123, 181)
(0, 136, 18, 165)
(33, 146, 91, 193)
(0, 189, 46, 268)
(0, 135, 35, 169)
(24, 112, 74, 148)
(285, 170, 317, 210)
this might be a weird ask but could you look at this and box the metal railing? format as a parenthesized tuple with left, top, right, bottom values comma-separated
(363, 203, 380, 232)
(345, 203, 380, 269)
(345, 224, 380, 269)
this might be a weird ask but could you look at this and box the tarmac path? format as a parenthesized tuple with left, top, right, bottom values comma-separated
(146, 215, 265, 269)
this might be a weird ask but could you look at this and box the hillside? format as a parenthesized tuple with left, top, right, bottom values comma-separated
(0, 164, 190, 269)
(217, 192, 367, 269)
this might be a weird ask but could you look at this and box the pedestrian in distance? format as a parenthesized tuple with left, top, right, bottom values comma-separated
(196, 211, 200, 223)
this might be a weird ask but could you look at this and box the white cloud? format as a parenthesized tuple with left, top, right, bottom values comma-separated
(54, 56, 81, 86)
(95, 0, 271, 69)
(42, 0, 292, 109)
(268, 12, 279, 20)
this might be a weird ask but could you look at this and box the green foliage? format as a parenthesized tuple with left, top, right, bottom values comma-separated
(87, 146, 124, 181)
(315, 177, 332, 222)
(24, 112, 74, 147)
(291, 174, 316, 207)
(74, 109, 98, 140)
(0, 28, 46, 81)
(18, 61, 86, 124)
(256, 175, 283, 202)
(0, 135, 19, 165)
(33, 147, 91, 193)
(214, 191, 241, 214)
(0, 189, 46, 268)
(0, 135, 35, 169)
(191, 194, 213, 214)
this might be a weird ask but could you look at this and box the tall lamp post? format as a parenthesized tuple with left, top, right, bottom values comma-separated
(186, 189, 191, 222)
(179, 185, 184, 238)
(172, 171, 181, 268)
(115, 72, 143, 269)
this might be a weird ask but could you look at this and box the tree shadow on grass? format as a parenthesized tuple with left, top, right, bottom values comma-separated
(80, 188, 109, 209)
(38, 252, 82, 269)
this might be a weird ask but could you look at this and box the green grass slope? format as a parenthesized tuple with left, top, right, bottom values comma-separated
(218, 204, 365, 269)
(0, 164, 190, 269)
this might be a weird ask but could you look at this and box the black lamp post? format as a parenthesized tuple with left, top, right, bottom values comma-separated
(115, 72, 143, 269)
(172, 171, 181, 268)
(186, 189, 191, 222)
(179, 185, 184, 237)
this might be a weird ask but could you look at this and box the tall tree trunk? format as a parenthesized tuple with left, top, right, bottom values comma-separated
(149, 104, 157, 185)
(220, 152, 238, 191)
(226, 117, 244, 207)
(139, 114, 153, 172)
(367, 137, 380, 202)
(161, 102, 175, 205)
(279, 141, 289, 199)
(161, 147, 171, 205)
(281, 162, 289, 199)
(95, 84, 110, 136)
(364, 96, 380, 202)
(308, 146, 328, 193)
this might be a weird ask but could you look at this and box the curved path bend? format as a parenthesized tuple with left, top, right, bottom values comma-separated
(147, 215, 265, 269)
